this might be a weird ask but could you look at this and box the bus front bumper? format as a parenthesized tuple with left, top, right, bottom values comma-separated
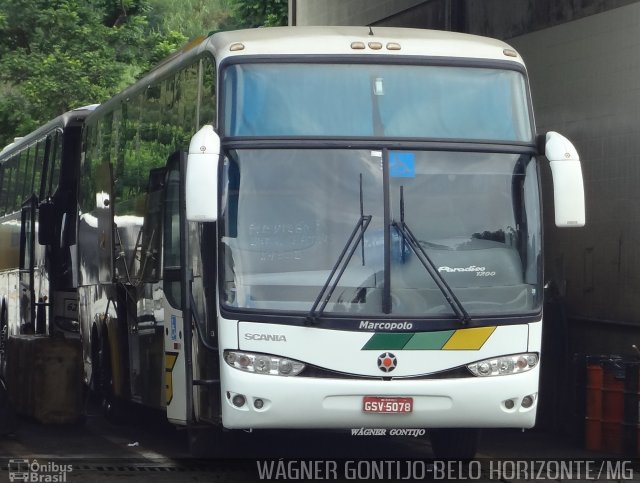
(219, 366, 539, 430)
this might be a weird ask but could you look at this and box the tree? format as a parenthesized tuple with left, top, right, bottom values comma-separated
(146, 0, 288, 37)
(147, 0, 236, 41)
(0, 0, 288, 148)
(0, 0, 186, 147)
(222, 0, 288, 29)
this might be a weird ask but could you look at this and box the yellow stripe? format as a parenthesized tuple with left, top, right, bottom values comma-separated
(442, 326, 496, 350)
(165, 353, 179, 405)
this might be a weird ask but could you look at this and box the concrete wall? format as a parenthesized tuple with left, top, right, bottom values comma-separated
(291, 0, 426, 26)
(509, 4, 640, 342)
(291, 0, 467, 31)
(465, 0, 638, 39)
(291, 0, 638, 36)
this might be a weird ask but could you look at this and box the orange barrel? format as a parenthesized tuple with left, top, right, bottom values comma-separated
(602, 359, 625, 453)
(585, 359, 604, 451)
(623, 363, 639, 456)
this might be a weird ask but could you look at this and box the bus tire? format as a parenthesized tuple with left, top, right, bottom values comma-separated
(98, 332, 125, 424)
(429, 428, 479, 460)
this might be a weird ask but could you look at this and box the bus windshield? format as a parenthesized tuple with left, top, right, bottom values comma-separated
(220, 149, 542, 319)
(223, 63, 532, 142)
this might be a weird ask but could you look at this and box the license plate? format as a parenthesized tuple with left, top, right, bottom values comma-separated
(363, 396, 413, 414)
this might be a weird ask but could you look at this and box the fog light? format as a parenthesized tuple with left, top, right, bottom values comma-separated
(504, 399, 515, 410)
(254, 398, 264, 409)
(232, 394, 246, 407)
(521, 395, 535, 408)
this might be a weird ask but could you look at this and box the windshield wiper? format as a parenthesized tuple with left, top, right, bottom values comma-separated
(307, 175, 372, 324)
(306, 214, 372, 325)
(392, 187, 471, 325)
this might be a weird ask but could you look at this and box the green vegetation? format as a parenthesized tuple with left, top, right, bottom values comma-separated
(224, 0, 288, 28)
(0, 0, 287, 148)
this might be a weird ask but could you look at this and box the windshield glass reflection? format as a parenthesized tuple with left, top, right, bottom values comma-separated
(220, 149, 541, 318)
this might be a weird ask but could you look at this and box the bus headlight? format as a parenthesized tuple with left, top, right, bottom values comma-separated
(467, 353, 538, 377)
(224, 350, 305, 376)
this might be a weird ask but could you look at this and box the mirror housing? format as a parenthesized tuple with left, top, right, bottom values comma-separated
(186, 125, 220, 222)
(544, 131, 586, 228)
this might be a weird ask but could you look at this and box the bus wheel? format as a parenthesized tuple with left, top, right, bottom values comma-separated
(98, 333, 124, 424)
(429, 428, 479, 460)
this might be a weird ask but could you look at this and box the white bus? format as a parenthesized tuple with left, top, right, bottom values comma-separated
(75, 26, 585, 458)
(0, 105, 96, 347)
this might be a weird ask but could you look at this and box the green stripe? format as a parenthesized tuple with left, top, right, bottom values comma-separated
(361, 333, 413, 350)
(403, 330, 455, 350)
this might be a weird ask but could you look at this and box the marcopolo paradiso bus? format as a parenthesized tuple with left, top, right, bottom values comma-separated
(0, 27, 585, 459)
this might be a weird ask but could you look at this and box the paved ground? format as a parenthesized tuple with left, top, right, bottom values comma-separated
(0, 398, 637, 482)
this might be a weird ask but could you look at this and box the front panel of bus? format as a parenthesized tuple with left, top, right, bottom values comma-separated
(214, 59, 541, 429)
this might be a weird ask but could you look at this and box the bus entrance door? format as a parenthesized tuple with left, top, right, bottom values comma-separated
(19, 196, 37, 334)
(125, 168, 165, 408)
(162, 150, 218, 428)
(162, 152, 189, 425)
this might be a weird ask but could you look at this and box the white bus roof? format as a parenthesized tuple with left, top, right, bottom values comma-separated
(0, 104, 98, 159)
(210, 26, 524, 66)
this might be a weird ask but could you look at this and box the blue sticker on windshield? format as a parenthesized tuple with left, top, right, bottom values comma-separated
(389, 152, 415, 178)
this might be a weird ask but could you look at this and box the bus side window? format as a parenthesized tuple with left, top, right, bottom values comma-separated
(6, 155, 19, 213)
(199, 56, 216, 129)
(163, 163, 181, 310)
(20, 147, 34, 204)
(21, 147, 32, 207)
(46, 132, 62, 199)
(32, 140, 43, 203)
(177, 63, 199, 145)
(137, 167, 165, 283)
(0, 165, 5, 216)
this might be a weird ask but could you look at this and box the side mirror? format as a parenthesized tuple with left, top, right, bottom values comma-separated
(544, 131, 586, 228)
(38, 201, 55, 245)
(186, 125, 220, 222)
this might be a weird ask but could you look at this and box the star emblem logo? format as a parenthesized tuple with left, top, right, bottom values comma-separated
(377, 352, 397, 372)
